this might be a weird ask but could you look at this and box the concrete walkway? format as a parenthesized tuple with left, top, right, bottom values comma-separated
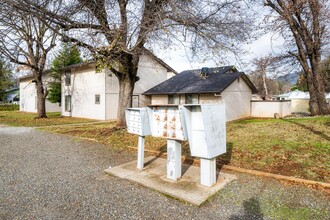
(1, 126, 329, 219)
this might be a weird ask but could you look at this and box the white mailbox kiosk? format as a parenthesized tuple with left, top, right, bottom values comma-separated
(125, 108, 151, 170)
(182, 104, 226, 187)
(147, 105, 186, 180)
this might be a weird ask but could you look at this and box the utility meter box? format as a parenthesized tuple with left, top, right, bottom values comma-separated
(147, 105, 186, 141)
(182, 104, 226, 159)
(125, 108, 151, 136)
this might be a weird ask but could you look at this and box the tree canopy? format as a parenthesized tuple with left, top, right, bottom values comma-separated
(0, 1, 58, 117)
(0, 58, 13, 101)
(47, 44, 83, 104)
(263, 0, 330, 115)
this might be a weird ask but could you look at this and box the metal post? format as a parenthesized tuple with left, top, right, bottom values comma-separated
(137, 136, 145, 170)
(167, 139, 182, 180)
(200, 158, 216, 187)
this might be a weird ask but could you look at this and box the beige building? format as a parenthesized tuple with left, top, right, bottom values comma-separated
(143, 66, 258, 121)
(277, 90, 330, 113)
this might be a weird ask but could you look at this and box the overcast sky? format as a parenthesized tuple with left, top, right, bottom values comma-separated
(158, 33, 285, 73)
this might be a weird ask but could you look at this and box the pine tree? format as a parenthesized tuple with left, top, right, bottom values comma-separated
(47, 44, 82, 103)
(0, 58, 13, 101)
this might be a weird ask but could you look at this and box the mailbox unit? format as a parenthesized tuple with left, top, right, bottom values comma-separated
(147, 105, 186, 180)
(125, 108, 151, 136)
(182, 104, 226, 187)
(125, 104, 227, 186)
(146, 105, 186, 141)
(125, 108, 151, 170)
(182, 104, 226, 159)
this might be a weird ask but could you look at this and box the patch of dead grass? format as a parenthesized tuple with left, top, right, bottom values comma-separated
(0, 111, 98, 127)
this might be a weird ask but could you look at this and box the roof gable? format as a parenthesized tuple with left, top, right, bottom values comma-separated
(143, 66, 257, 95)
(62, 49, 177, 74)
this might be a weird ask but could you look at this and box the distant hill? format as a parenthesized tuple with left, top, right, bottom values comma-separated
(277, 72, 299, 85)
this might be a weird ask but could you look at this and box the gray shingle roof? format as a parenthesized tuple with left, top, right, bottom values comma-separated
(143, 66, 257, 95)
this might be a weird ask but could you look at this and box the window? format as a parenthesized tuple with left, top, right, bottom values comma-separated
(65, 95, 71, 112)
(95, 94, 100, 104)
(185, 94, 199, 104)
(65, 71, 71, 86)
(168, 95, 180, 104)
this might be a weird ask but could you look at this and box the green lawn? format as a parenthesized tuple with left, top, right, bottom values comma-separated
(40, 116, 330, 183)
(0, 111, 98, 127)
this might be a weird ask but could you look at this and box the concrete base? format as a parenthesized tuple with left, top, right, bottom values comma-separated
(104, 156, 236, 206)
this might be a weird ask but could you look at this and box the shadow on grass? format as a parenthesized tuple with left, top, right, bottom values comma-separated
(215, 142, 234, 180)
(218, 142, 233, 168)
(284, 119, 330, 141)
(144, 144, 167, 167)
(229, 197, 264, 220)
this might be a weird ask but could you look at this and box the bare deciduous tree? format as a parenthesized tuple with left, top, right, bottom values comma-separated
(6, 0, 255, 127)
(0, 2, 57, 117)
(264, 0, 330, 115)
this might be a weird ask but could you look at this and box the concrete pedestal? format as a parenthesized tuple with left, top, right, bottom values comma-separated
(137, 136, 145, 170)
(200, 158, 216, 187)
(167, 139, 182, 180)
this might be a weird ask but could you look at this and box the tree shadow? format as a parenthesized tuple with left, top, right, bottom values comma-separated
(182, 156, 194, 176)
(144, 144, 166, 167)
(229, 197, 264, 220)
(284, 119, 330, 141)
(217, 142, 233, 168)
(216, 142, 233, 179)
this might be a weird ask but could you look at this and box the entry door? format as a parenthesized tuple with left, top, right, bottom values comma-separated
(132, 95, 139, 108)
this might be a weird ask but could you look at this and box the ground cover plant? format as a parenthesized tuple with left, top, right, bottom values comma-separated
(40, 116, 330, 183)
(0, 111, 97, 127)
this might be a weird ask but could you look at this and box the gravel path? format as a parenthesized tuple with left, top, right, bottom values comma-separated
(1, 125, 329, 219)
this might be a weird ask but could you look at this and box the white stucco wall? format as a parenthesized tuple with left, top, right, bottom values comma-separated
(251, 101, 291, 118)
(20, 76, 61, 113)
(221, 77, 252, 121)
(199, 94, 220, 104)
(134, 54, 169, 108)
(62, 53, 169, 120)
(104, 53, 169, 119)
(20, 80, 36, 112)
(62, 65, 106, 120)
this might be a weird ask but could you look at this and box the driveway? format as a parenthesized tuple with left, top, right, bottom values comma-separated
(1, 125, 329, 219)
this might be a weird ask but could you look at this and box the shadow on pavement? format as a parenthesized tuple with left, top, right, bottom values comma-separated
(229, 197, 264, 220)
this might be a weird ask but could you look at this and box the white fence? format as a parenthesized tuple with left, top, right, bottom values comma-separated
(251, 100, 291, 118)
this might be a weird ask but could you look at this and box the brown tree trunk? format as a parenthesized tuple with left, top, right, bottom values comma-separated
(115, 54, 139, 128)
(35, 71, 47, 118)
(306, 60, 329, 115)
(308, 86, 320, 115)
(116, 75, 135, 127)
(262, 74, 268, 99)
